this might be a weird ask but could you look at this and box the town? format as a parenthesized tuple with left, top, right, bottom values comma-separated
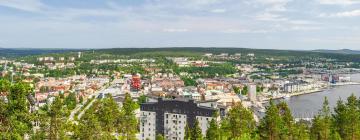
(1, 48, 360, 139)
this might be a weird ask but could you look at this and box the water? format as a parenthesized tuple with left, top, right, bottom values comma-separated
(274, 74, 360, 118)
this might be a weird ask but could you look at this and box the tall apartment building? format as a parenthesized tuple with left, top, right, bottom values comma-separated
(248, 84, 257, 102)
(140, 98, 218, 140)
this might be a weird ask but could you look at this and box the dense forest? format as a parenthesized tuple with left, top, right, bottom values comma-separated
(0, 48, 81, 58)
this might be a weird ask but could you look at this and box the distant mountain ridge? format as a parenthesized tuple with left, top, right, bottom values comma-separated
(312, 49, 360, 54)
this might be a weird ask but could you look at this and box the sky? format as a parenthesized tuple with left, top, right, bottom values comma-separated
(0, 0, 359, 50)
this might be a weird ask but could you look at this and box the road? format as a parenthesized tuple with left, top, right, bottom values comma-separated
(68, 80, 121, 122)
(68, 82, 112, 122)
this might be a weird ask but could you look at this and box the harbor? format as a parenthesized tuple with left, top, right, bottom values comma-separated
(257, 73, 360, 118)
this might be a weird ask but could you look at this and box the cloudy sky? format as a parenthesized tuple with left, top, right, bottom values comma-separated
(0, 0, 359, 50)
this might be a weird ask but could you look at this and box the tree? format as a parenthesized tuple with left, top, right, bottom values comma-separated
(241, 86, 248, 95)
(233, 86, 240, 94)
(259, 100, 282, 140)
(277, 102, 294, 140)
(293, 121, 310, 140)
(79, 96, 83, 104)
(181, 77, 197, 86)
(97, 94, 121, 132)
(0, 79, 10, 95)
(333, 94, 360, 140)
(1, 82, 33, 139)
(156, 134, 165, 140)
(223, 102, 256, 139)
(184, 123, 192, 140)
(205, 118, 219, 140)
(310, 97, 331, 140)
(137, 95, 147, 105)
(64, 92, 77, 110)
(48, 97, 68, 140)
(77, 101, 104, 140)
(191, 120, 203, 140)
(0, 97, 8, 137)
(118, 93, 138, 140)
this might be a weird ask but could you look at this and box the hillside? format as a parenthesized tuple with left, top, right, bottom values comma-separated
(0, 48, 82, 58)
(312, 49, 360, 54)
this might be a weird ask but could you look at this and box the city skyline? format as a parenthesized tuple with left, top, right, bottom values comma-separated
(0, 0, 359, 50)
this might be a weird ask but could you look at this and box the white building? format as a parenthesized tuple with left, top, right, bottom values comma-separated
(248, 84, 257, 102)
(140, 111, 157, 140)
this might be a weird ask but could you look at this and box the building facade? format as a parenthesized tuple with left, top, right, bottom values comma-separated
(140, 98, 217, 140)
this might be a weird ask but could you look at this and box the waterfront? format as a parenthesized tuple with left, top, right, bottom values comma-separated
(276, 74, 360, 118)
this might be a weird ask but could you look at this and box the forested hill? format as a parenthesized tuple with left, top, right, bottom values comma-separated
(0, 48, 81, 58)
(2, 47, 360, 62)
(94, 47, 360, 62)
(312, 49, 360, 54)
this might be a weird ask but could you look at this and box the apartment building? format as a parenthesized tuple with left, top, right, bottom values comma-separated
(139, 98, 217, 140)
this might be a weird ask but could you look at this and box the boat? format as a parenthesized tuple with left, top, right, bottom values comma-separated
(282, 94, 291, 99)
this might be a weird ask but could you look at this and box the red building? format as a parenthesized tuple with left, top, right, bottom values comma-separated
(131, 74, 141, 91)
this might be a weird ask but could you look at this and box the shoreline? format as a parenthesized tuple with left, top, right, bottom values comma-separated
(260, 82, 360, 103)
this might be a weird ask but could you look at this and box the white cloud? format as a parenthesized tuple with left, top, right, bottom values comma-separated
(288, 20, 319, 25)
(321, 10, 360, 17)
(210, 8, 226, 13)
(318, 0, 360, 5)
(163, 28, 189, 32)
(256, 0, 291, 12)
(0, 0, 45, 12)
(255, 13, 287, 21)
(222, 29, 269, 33)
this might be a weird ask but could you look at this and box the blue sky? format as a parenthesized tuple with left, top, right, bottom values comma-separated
(0, 0, 359, 50)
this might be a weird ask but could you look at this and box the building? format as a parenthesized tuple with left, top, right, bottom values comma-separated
(283, 80, 312, 93)
(140, 98, 217, 140)
(247, 53, 255, 57)
(131, 74, 141, 91)
(78, 52, 82, 58)
(248, 84, 257, 102)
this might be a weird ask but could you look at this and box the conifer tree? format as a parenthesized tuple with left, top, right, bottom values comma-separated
(97, 94, 121, 132)
(77, 101, 103, 140)
(48, 97, 68, 140)
(184, 123, 192, 140)
(2, 82, 33, 139)
(225, 102, 256, 139)
(333, 94, 360, 140)
(118, 93, 138, 140)
(310, 97, 331, 140)
(293, 121, 310, 140)
(259, 100, 282, 140)
(205, 118, 219, 140)
(277, 102, 294, 140)
(191, 120, 203, 140)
